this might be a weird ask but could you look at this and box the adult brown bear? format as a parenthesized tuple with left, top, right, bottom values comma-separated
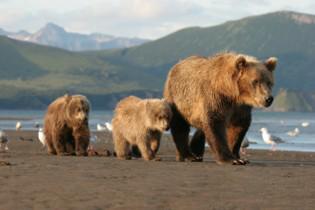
(44, 94, 90, 156)
(164, 52, 277, 164)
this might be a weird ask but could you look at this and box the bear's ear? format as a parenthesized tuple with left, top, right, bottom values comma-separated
(265, 57, 277, 72)
(235, 56, 247, 71)
(64, 94, 72, 103)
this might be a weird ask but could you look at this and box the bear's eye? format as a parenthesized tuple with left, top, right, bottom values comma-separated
(252, 80, 259, 86)
(267, 81, 272, 87)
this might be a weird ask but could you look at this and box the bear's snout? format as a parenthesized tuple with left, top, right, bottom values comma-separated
(264, 96, 274, 107)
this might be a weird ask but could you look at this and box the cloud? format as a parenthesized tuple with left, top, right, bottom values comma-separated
(1, 0, 315, 39)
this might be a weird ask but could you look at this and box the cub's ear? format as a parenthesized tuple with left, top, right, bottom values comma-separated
(265, 57, 277, 72)
(235, 56, 247, 71)
(145, 101, 151, 111)
(64, 94, 72, 103)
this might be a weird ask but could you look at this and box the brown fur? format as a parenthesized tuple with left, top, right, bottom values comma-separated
(164, 52, 277, 164)
(112, 96, 172, 161)
(44, 94, 90, 156)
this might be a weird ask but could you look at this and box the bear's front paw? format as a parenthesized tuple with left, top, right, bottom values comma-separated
(154, 157, 162, 161)
(238, 158, 250, 164)
(117, 155, 132, 160)
(142, 155, 154, 161)
(217, 158, 248, 165)
(188, 156, 203, 162)
(185, 153, 203, 162)
(232, 159, 248, 165)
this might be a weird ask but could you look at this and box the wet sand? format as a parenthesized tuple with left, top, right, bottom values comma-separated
(1, 130, 315, 210)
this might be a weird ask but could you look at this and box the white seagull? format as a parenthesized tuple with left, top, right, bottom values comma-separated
(16, 121, 22, 131)
(97, 123, 106, 131)
(301, 122, 310, 127)
(0, 130, 9, 151)
(260, 127, 285, 151)
(38, 128, 46, 147)
(105, 122, 113, 131)
(97, 122, 113, 132)
(287, 128, 300, 137)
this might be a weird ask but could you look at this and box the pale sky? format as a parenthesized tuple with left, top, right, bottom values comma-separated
(1, 0, 315, 39)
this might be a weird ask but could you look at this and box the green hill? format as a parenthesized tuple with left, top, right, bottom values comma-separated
(0, 36, 160, 109)
(95, 11, 315, 92)
(1, 10, 315, 110)
(269, 89, 313, 112)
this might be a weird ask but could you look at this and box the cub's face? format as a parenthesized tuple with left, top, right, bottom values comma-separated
(68, 98, 90, 124)
(147, 101, 173, 132)
(236, 56, 277, 108)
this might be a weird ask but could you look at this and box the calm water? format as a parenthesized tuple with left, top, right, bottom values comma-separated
(0, 110, 314, 152)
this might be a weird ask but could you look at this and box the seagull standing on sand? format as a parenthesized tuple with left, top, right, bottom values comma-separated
(301, 122, 310, 127)
(287, 128, 300, 137)
(16, 121, 22, 131)
(105, 122, 112, 131)
(0, 130, 9, 151)
(38, 128, 46, 147)
(97, 123, 106, 131)
(260, 127, 285, 151)
(97, 122, 112, 132)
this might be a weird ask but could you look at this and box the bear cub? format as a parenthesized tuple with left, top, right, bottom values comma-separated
(112, 96, 172, 161)
(44, 94, 90, 156)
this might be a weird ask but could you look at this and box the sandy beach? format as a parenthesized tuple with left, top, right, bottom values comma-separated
(0, 130, 315, 210)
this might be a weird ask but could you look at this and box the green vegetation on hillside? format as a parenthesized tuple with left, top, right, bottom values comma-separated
(1, 11, 315, 110)
(94, 11, 315, 93)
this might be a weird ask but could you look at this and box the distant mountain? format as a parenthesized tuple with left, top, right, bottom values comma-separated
(0, 23, 149, 51)
(1, 11, 315, 111)
(0, 29, 30, 38)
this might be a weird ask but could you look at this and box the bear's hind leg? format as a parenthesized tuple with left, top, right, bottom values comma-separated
(131, 145, 142, 158)
(190, 129, 206, 161)
(170, 111, 197, 161)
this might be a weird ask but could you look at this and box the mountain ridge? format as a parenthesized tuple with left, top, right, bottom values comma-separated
(0, 23, 150, 51)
